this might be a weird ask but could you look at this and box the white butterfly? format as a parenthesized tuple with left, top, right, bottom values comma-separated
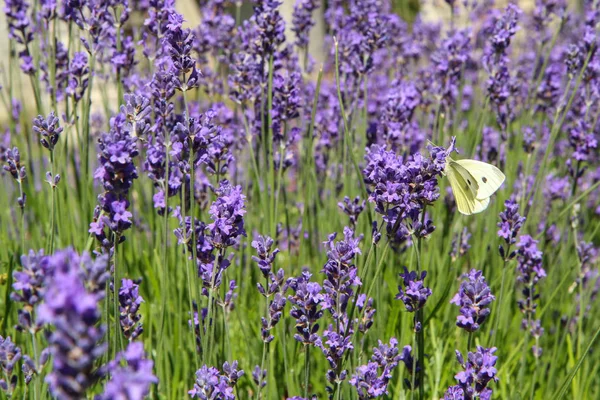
(445, 157, 505, 215)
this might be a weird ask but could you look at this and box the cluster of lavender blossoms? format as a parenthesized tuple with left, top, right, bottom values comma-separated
(252, 234, 287, 343)
(396, 268, 432, 316)
(451, 270, 495, 332)
(363, 139, 454, 246)
(319, 228, 363, 391)
(0, 336, 22, 395)
(497, 198, 526, 260)
(11, 249, 46, 333)
(444, 346, 499, 399)
(350, 338, 402, 399)
(37, 249, 108, 398)
(516, 235, 546, 356)
(288, 269, 325, 346)
(189, 361, 244, 399)
(119, 278, 144, 342)
(89, 111, 140, 254)
(98, 342, 157, 400)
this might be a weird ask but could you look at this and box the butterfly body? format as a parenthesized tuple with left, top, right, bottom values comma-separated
(445, 157, 505, 215)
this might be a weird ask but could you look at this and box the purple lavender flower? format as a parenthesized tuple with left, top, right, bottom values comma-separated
(319, 228, 363, 387)
(0, 336, 21, 395)
(334, 0, 389, 77)
(567, 120, 598, 183)
(430, 28, 473, 112)
(67, 51, 90, 103)
(219, 280, 238, 313)
(90, 112, 139, 251)
(516, 235, 546, 354)
(443, 385, 465, 399)
(292, 0, 320, 48)
(253, 1, 286, 56)
(118, 278, 144, 341)
(483, 4, 521, 68)
(288, 270, 325, 346)
(396, 267, 432, 313)
(253, 364, 267, 391)
(272, 71, 302, 142)
(4, 0, 35, 74)
(33, 112, 62, 152)
(322, 227, 363, 318)
(356, 294, 376, 334)
(252, 235, 280, 277)
(98, 342, 157, 400)
(194, 2, 235, 65)
(189, 361, 243, 399)
(522, 126, 537, 154)
(3, 147, 27, 208)
(38, 248, 107, 399)
(350, 338, 401, 399)
(4, 0, 33, 44)
(450, 270, 495, 332)
(120, 93, 151, 139)
(207, 180, 246, 249)
(174, 181, 246, 296)
(450, 227, 471, 261)
(445, 347, 498, 400)
(377, 81, 423, 153)
(398, 345, 421, 389)
(571, 242, 600, 328)
(338, 196, 366, 229)
(139, 0, 175, 59)
(497, 199, 525, 260)
(165, 17, 200, 92)
(482, 4, 521, 131)
(252, 234, 286, 342)
(11, 250, 46, 333)
(363, 140, 450, 245)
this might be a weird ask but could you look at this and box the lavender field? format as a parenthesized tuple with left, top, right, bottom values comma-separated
(1, 0, 599, 399)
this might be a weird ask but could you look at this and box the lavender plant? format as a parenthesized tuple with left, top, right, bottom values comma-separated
(0, 0, 599, 399)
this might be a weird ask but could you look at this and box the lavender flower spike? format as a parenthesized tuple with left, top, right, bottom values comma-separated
(33, 112, 63, 152)
(350, 338, 402, 399)
(119, 278, 144, 341)
(444, 346, 499, 400)
(497, 199, 525, 260)
(0, 336, 22, 395)
(396, 267, 432, 313)
(11, 249, 46, 333)
(98, 342, 158, 400)
(37, 248, 107, 398)
(189, 362, 243, 399)
(288, 270, 325, 346)
(292, 0, 320, 48)
(450, 270, 495, 332)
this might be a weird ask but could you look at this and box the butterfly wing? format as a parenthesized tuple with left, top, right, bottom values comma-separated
(448, 160, 479, 197)
(446, 163, 480, 215)
(472, 197, 490, 214)
(455, 159, 505, 200)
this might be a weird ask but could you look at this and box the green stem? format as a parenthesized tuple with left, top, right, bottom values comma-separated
(304, 346, 310, 398)
(414, 210, 426, 400)
(31, 332, 39, 400)
(49, 151, 56, 253)
(113, 236, 121, 357)
(266, 55, 275, 237)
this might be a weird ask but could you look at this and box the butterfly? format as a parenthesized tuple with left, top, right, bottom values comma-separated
(445, 157, 505, 215)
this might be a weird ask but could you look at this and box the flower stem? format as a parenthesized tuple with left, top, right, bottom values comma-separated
(304, 346, 310, 398)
